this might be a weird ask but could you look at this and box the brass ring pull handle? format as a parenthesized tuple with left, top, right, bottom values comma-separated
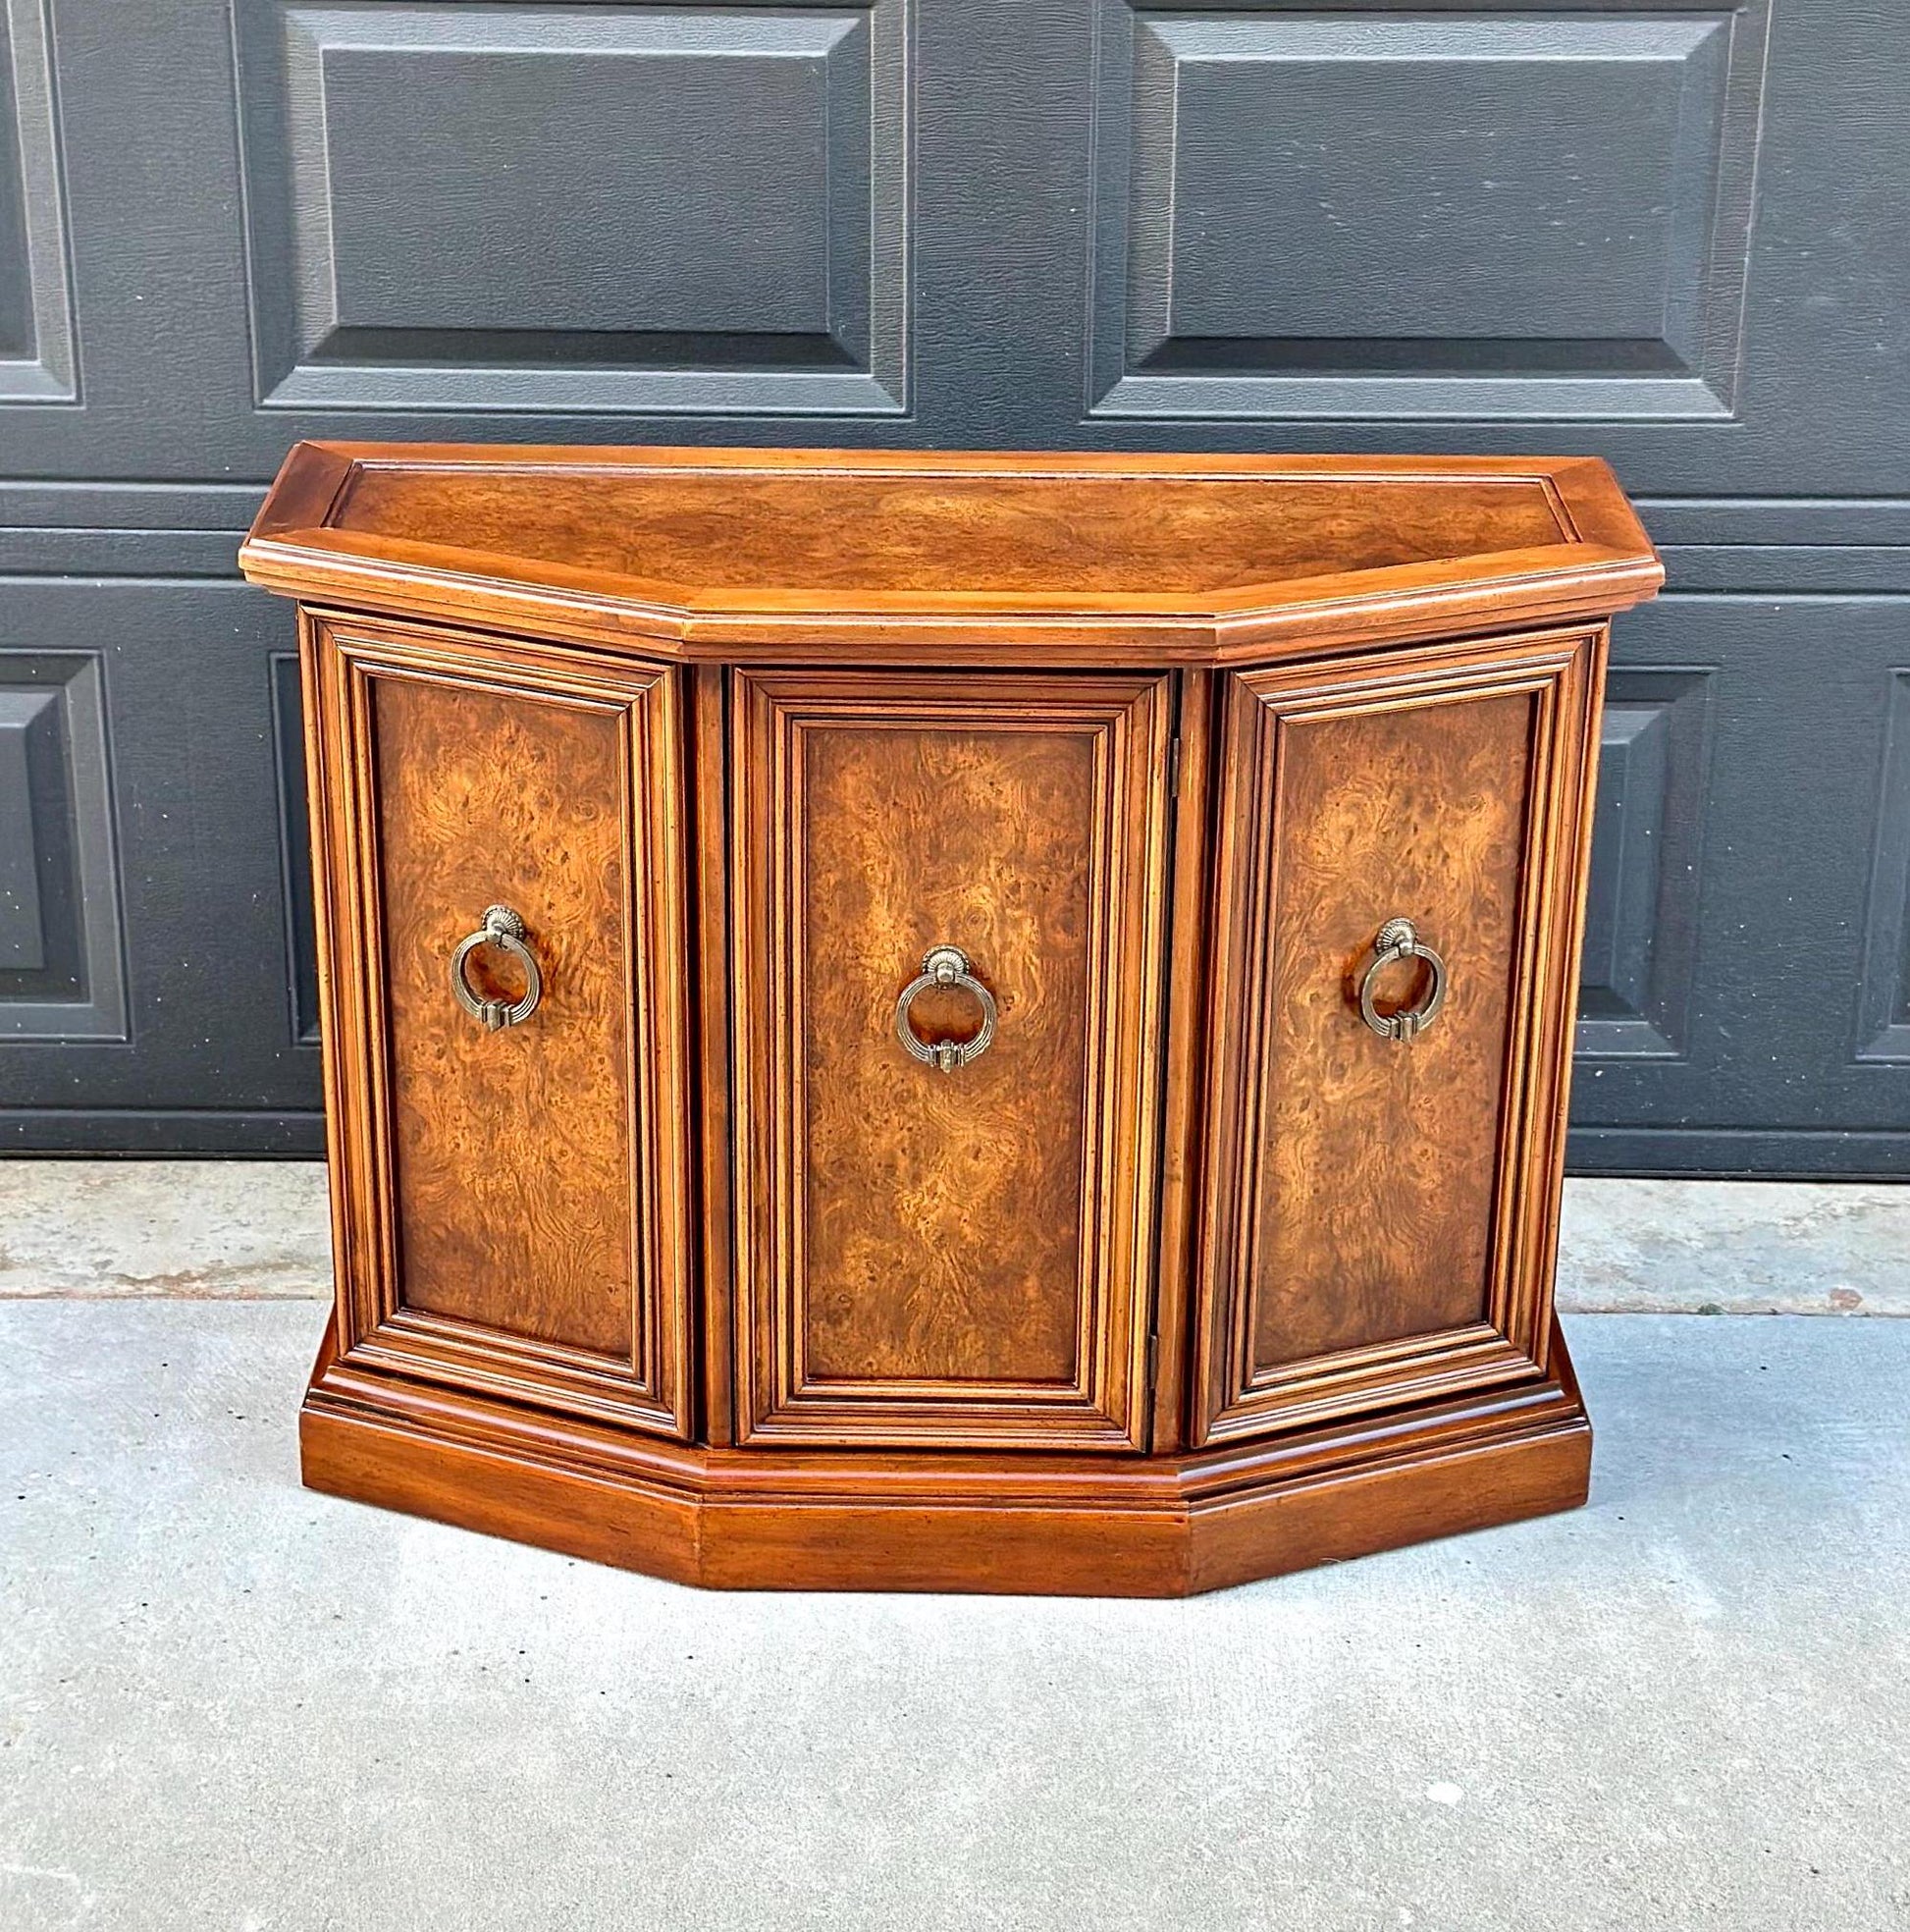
(893, 945, 998, 1073)
(450, 904, 543, 1031)
(1356, 917, 1448, 1043)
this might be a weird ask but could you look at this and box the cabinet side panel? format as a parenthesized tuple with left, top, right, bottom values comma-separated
(1252, 691, 1533, 1367)
(1194, 631, 1599, 1446)
(372, 673, 636, 1361)
(302, 616, 357, 1364)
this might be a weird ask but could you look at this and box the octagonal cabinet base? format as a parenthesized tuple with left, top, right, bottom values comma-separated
(299, 1324, 1591, 1597)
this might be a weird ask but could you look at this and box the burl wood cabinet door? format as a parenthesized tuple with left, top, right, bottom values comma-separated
(307, 616, 693, 1437)
(1193, 628, 1603, 1445)
(731, 670, 1173, 1449)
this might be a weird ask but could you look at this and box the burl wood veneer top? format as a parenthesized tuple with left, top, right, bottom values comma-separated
(240, 444, 1662, 664)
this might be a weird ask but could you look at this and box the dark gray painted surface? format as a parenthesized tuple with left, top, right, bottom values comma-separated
(1, 0, 1905, 1174)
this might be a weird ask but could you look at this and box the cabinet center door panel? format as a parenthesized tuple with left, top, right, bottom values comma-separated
(733, 670, 1172, 1449)
(1194, 630, 1602, 1445)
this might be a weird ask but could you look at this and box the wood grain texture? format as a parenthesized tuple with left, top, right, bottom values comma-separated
(1251, 688, 1532, 1363)
(1193, 629, 1600, 1443)
(335, 459, 1565, 596)
(311, 616, 695, 1437)
(801, 723, 1093, 1383)
(732, 670, 1172, 1448)
(374, 672, 634, 1356)
(239, 445, 1664, 666)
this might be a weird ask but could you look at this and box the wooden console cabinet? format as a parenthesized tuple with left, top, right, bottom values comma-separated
(240, 445, 1662, 1595)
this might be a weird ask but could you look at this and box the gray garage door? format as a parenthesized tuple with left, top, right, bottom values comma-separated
(2, 0, 1906, 1175)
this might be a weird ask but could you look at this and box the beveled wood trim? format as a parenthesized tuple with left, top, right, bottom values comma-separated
(309, 1313, 1588, 1503)
(296, 612, 354, 1370)
(243, 531, 1658, 670)
(1522, 624, 1615, 1379)
(326, 441, 1606, 483)
(310, 613, 697, 1439)
(239, 443, 1664, 669)
(1192, 628, 1600, 1445)
(1146, 668, 1214, 1454)
(252, 442, 355, 540)
(299, 1320, 1591, 1595)
(690, 664, 736, 1445)
(729, 669, 1172, 1450)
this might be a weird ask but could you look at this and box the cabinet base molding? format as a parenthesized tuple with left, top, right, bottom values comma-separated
(298, 1324, 1592, 1597)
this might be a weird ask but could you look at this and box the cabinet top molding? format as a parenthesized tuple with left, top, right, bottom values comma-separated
(240, 442, 1662, 666)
